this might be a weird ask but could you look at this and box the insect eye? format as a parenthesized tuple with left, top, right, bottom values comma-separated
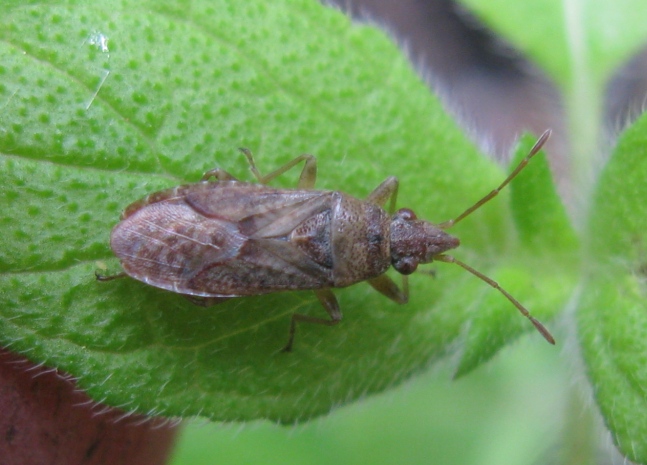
(394, 257, 418, 275)
(396, 208, 417, 221)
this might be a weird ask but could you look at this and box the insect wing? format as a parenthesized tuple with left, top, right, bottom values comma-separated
(112, 182, 336, 297)
(188, 237, 334, 296)
(111, 200, 245, 295)
(184, 182, 330, 237)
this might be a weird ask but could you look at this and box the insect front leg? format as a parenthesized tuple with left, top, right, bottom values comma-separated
(365, 177, 410, 301)
(367, 274, 408, 304)
(282, 288, 342, 352)
(238, 148, 317, 189)
(366, 176, 399, 213)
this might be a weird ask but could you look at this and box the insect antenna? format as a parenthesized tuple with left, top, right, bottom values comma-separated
(435, 254, 555, 344)
(438, 129, 551, 229)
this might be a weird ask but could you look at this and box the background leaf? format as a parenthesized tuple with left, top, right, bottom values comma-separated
(458, 0, 647, 87)
(580, 114, 647, 463)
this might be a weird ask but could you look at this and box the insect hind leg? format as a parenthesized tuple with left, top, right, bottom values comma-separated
(239, 148, 318, 189)
(95, 271, 126, 281)
(183, 295, 233, 307)
(282, 288, 342, 352)
(201, 168, 239, 182)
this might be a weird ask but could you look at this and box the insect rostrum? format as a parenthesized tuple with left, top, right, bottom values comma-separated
(99, 131, 555, 351)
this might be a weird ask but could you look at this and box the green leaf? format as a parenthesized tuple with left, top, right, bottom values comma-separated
(0, 0, 563, 422)
(580, 114, 647, 463)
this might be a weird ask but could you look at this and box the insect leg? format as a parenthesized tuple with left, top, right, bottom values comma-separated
(365, 177, 410, 296)
(201, 168, 239, 182)
(366, 176, 399, 213)
(438, 130, 551, 229)
(282, 288, 342, 352)
(183, 295, 233, 307)
(95, 271, 126, 281)
(367, 274, 408, 304)
(434, 254, 555, 344)
(239, 148, 317, 189)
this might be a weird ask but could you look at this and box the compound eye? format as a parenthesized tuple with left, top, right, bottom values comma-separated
(393, 257, 418, 275)
(396, 208, 417, 221)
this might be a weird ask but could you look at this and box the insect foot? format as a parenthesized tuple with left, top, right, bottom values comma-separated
(101, 131, 554, 350)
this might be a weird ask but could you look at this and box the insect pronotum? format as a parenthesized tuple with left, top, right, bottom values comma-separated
(98, 130, 555, 351)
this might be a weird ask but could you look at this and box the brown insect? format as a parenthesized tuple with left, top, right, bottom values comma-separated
(98, 130, 555, 351)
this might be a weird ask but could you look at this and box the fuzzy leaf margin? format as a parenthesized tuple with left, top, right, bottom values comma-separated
(580, 115, 647, 463)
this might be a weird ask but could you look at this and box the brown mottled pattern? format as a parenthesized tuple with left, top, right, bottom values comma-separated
(111, 182, 344, 297)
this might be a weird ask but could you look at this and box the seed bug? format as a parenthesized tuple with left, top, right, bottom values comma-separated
(98, 130, 555, 351)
